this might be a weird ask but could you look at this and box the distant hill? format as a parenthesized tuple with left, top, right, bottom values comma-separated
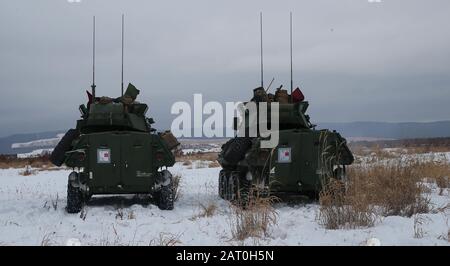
(318, 121, 450, 140)
(0, 131, 63, 155)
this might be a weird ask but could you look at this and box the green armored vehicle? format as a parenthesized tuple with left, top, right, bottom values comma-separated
(50, 84, 179, 213)
(217, 86, 354, 204)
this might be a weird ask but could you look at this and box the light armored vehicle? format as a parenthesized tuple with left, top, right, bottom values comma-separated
(50, 84, 179, 213)
(217, 86, 354, 204)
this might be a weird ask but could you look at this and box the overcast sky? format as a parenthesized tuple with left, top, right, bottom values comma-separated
(1, 0, 450, 137)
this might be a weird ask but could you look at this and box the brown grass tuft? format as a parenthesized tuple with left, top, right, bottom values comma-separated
(19, 165, 37, 176)
(182, 160, 192, 166)
(192, 202, 217, 220)
(349, 160, 431, 217)
(318, 179, 377, 229)
(318, 159, 436, 229)
(172, 175, 182, 201)
(176, 152, 218, 163)
(199, 203, 217, 217)
(230, 192, 278, 241)
(0, 155, 52, 169)
(416, 161, 449, 194)
(208, 161, 220, 168)
(40, 232, 55, 246)
(413, 215, 428, 239)
(149, 232, 182, 246)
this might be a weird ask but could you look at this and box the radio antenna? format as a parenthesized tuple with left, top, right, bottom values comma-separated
(260, 12, 264, 88)
(91, 16, 96, 98)
(265, 77, 275, 93)
(121, 14, 124, 97)
(290, 12, 293, 102)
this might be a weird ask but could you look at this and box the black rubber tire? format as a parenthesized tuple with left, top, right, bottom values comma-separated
(222, 137, 252, 165)
(66, 182, 83, 214)
(305, 191, 320, 201)
(157, 182, 174, 210)
(228, 173, 237, 202)
(236, 173, 251, 207)
(50, 129, 80, 167)
(223, 171, 230, 201)
(218, 170, 227, 199)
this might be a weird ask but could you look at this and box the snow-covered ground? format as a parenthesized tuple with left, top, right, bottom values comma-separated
(0, 162, 448, 246)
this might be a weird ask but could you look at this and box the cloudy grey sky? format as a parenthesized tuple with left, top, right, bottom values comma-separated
(1, 0, 449, 137)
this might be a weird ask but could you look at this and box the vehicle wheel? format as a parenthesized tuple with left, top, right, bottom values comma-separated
(228, 172, 237, 202)
(66, 181, 83, 213)
(156, 170, 174, 210)
(223, 171, 231, 200)
(304, 191, 320, 201)
(222, 137, 252, 165)
(218, 170, 227, 199)
(237, 173, 251, 207)
(50, 129, 80, 166)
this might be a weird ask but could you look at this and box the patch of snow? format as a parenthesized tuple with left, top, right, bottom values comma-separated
(365, 238, 381, 246)
(66, 238, 82, 246)
(0, 163, 448, 246)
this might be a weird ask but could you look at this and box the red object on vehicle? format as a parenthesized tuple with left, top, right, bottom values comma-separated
(292, 87, 305, 103)
(86, 90, 93, 104)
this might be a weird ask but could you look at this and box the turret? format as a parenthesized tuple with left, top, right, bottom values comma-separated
(235, 86, 314, 137)
(76, 83, 155, 134)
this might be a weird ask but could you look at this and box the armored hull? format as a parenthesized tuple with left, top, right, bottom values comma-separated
(218, 87, 354, 203)
(51, 84, 179, 213)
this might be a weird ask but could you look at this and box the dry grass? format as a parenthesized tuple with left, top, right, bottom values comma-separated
(318, 179, 377, 229)
(350, 145, 399, 159)
(230, 191, 278, 241)
(350, 137, 450, 156)
(149, 232, 182, 246)
(40, 232, 55, 246)
(405, 146, 450, 154)
(370, 145, 400, 159)
(192, 202, 218, 220)
(127, 210, 136, 220)
(415, 161, 449, 194)
(172, 175, 182, 201)
(413, 215, 429, 239)
(176, 152, 218, 163)
(318, 159, 437, 229)
(115, 208, 124, 220)
(19, 165, 37, 176)
(348, 160, 431, 217)
(208, 161, 220, 168)
(188, 161, 210, 169)
(0, 155, 52, 169)
(0, 155, 65, 172)
(199, 202, 217, 218)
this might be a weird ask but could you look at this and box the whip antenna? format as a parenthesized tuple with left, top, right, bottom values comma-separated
(121, 14, 124, 97)
(91, 16, 96, 98)
(260, 12, 264, 88)
(290, 12, 293, 101)
(265, 77, 275, 93)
